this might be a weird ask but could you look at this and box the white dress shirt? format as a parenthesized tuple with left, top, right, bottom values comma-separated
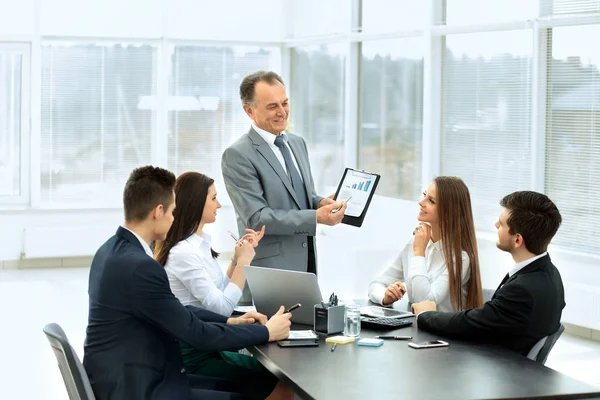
(122, 226, 153, 258)
(252, 124, 303, 183)
(165, 231, 242, 317)
(368, 238, 471, 312)
(509, 252, 548, 277)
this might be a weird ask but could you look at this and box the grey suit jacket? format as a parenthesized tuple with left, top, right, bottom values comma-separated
(222, 127, 323, 277)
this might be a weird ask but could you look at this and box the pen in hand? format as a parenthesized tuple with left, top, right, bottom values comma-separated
(227, 231, 240, 242)
(374, 335, 413, 340)
(286, 303, 301, 313)
(332, 196, 352, 214)
(331, 343, 337, 352)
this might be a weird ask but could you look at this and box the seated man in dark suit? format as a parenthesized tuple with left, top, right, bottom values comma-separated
(413, 191, 565, 356)
(83, 166, 292, 400)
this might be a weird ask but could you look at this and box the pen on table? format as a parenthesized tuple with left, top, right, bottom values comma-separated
(227, 231, 239, 242)
(331, 343, 337, 352)
(374, 335, 413, 340)
(286, 303, 301, 313)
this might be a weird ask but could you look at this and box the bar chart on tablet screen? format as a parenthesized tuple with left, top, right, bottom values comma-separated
(338, 170, 377, 217)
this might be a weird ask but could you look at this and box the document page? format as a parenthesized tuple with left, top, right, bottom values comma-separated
(288, 330, 319, 340)
(336, 169, 378, 217)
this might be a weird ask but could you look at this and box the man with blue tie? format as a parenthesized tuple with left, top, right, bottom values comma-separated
(222, 71, 346, 282)
(83, 166, 292, 399)
(413, 191, 565, 356)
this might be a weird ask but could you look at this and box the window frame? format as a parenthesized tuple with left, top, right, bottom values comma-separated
(37, 39, 160, 209)
(0, 42, 30, 206)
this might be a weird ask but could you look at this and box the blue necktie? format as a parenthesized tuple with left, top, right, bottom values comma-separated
(274, 135, 309, 209)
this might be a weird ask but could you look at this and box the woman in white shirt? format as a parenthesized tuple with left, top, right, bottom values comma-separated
(368, 176, 484, 312)
(154, 171, 291, 400)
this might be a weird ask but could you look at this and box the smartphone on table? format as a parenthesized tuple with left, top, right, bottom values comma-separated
(408, 340, 448, 349)
(277, 339, 320, 348)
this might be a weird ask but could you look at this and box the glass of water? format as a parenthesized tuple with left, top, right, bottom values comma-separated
(344, 303, 361, 338)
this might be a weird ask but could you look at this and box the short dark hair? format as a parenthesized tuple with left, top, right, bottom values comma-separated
(123, 166, 176, 222)
(239, 70, 285, 106)
(500, 191, 562, 255)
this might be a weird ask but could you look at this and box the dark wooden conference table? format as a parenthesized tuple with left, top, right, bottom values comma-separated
(248, 317, 600, 400)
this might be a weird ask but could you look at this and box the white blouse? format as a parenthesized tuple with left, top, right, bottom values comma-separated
(368, 238, 471, 312)
(165, 231, 242, 317)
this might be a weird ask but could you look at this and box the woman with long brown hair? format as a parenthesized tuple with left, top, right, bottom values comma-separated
(368, 176, 483, 312)
(155, 171, 264, 315)
(154, 171, 292, 400)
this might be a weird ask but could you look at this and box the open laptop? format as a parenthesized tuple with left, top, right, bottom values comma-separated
(359, 305, 415, 329)
(360, 305, 414, 319)
(244, 266, 323, 325)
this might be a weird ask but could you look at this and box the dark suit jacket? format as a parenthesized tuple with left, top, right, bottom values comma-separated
(418, 254, 565, 356)
(83, 227, 269, 400)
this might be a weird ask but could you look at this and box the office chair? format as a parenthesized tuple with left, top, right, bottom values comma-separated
(527, 323, 565, 365)
(43, 323, 96, 400)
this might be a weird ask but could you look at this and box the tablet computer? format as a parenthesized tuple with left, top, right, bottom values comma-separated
(333, 168, 380, 227)
(277, 339, 320, 348)
(360, 306, 414, 319)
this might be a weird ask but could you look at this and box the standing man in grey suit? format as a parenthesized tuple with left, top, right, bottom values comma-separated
(222, 71, 345, 283)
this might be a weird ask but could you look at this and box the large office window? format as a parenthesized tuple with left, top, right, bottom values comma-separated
(290, 44, 346, 194)
(41, 44, 157, 206)
(0, 49, 24, 200)
(546, 25, 600, 253)
(359, 38, 424, 200)
(168, 46, 281, 183)
(441, 31, 532, 231)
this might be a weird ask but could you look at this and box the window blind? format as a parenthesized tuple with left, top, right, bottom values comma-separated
(443, 0, 537, 25)
(441, 30, 533, 231)
(41, 44, 157, 206)
(168, 45, 281, 188)
(359, 38, 424, 200)
(290, 45, 346, 193)
(545, 25, 600, 253)
(541, 0, 600, 15)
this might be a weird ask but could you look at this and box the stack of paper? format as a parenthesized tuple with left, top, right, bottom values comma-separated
(325, 336, 356, 344)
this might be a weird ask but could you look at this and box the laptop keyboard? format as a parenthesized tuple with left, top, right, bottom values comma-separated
(360, 317, 414, 329)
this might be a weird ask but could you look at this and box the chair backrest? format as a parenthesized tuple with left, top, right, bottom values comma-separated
(527, 323, 565, 365)
(43, 323, 96, 400)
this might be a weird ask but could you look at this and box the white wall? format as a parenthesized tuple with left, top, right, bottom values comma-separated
(0, 209, 122, 261)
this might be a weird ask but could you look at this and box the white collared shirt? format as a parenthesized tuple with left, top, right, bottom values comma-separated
(252, 124, 303, 183)
(368, 238, 471, 312)
(122, 226, 153, 258)
(509, 252, 547, 277)
(164, 231, 242, 317)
